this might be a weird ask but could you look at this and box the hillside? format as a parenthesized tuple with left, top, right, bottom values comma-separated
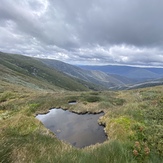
(0, 78, 163, 162)
(0, 52, 102, 91)
(1, 52, 163, 91)
(0, 52, 163, 162)
(125, 68, 161, 79)
(79, 65, 163, 80)
(39, 58, 126, 89)
(40, 58, 163, 89)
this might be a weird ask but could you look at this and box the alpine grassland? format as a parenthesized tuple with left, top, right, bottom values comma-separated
(0, 78, 163, 163)
(0, 52, 163, 163)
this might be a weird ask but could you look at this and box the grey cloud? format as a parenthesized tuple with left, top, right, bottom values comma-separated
(0, 0, 163, 67)
(76, 0, 163, 47)
(48, 0, 163, 47)
(0, 0, 78, 48)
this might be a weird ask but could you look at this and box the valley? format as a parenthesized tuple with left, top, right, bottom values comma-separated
(0, 52, 163, 163)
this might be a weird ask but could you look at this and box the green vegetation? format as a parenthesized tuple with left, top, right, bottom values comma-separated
(0, 52, 163, 162)
(1, 78, 163, 162)
(0, 52, 102, 91)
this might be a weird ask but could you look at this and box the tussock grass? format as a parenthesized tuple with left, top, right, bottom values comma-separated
(0, 80, 163, 162)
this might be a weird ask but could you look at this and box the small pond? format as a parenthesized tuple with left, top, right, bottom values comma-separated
(36, 108, 107, 148)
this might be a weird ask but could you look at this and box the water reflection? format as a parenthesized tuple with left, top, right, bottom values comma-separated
(36, 109, 107, 148)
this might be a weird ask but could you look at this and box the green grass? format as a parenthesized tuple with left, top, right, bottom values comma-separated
(0, 76, 163, 162)
(0, 52, 97, 91)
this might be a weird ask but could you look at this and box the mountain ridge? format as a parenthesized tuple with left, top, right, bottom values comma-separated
(0, 52, 102, 91)
(1, 52, 163, 90)
(79, 64, 163, 81)
(39, 58, 127, 89)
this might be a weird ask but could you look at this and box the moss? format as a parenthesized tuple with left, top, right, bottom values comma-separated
(103, 116, 136, 141)
(114, 116, 132, 130)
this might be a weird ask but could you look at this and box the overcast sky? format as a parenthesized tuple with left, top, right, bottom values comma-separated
(0, 0, 163, 66)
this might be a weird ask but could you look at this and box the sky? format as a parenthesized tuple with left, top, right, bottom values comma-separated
(0, 0, 163, 67)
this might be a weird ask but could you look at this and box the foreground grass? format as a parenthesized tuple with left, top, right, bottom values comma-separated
(0, 81, 163, 163)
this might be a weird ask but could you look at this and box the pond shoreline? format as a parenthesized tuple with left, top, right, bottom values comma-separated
(36, 108, 107, 148)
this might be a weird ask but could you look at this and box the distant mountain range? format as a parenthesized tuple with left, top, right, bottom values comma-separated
(79, 65, 163, 80)
(39, 59, 127, 89)
(39, 59, 163, 89)
(1, 52, 163, 90)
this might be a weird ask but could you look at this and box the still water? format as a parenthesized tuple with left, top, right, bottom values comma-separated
(36, 109, 107, 148)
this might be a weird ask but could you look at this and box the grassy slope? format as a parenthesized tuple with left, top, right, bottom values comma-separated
(0, 52, 99, 91)
(0, 78, 163, 162)
(0, 52, 163, 162)
(39, 58, 126, 88)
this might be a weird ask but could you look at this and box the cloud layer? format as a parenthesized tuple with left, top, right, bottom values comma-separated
(0, 0, 163, 66)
